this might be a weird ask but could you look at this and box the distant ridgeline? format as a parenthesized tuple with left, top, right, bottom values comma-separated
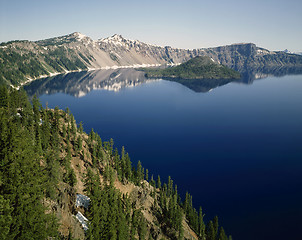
(142, 56, 241, 80)
(0, 85, 232, 239)
(1, 32, 302, 86)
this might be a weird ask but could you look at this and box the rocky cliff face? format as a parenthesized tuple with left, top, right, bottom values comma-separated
(1, 32, 302, 86)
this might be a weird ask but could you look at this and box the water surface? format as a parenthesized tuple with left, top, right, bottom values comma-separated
(25, 69, 302, 240)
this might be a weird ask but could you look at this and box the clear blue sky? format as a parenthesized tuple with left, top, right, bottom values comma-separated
(0, 0, 301, 51)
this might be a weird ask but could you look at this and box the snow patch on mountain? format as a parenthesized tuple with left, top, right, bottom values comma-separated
(73, 32, 86, 41)
(283, 49, 302, 55)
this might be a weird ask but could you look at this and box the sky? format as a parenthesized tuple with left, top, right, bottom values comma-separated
(0, 0, 301, 52)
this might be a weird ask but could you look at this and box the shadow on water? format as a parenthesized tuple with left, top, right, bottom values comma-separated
(24, 66, 302, 97)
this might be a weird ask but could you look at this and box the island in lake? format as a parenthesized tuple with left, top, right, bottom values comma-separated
(142, 56, 241, 80)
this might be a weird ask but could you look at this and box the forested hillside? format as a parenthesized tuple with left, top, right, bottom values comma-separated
(0, 40, 88, 86)
(0, 86, 231, 240)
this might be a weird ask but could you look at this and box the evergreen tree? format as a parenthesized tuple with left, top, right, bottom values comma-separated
(0, 85, 9, 109)
(65, 107, 70, 117)
(157, 175, 161, 189)
(41, 109, 51, 150)
(206, 221, 215, 240)
(0, 195, 12, 239)
(199, 207, 206, 239)
(77, 135, 82, 152)
(138, 213, 147, 240)
(45, 149, 60, 199)
(65, 168, 77, 187)
(213, 216, 219, 238)
(89, 128, 95, 144)
(62, 122, 66, 138)
(136, 160, 143, 184)
(150, 174, 155, 187)
(218, 227, 228, 240)
(70, 113, 77, 137)
(78, 121, 83, 134)
(145, 168, 149, 181)
(125, 153, 132, 181)
(168, 176, 173, 197)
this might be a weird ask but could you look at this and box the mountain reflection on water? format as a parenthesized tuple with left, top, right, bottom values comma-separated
(25, 69, 152, 98)
(235, 65, 302, 84)
(24, 66, 302, 97)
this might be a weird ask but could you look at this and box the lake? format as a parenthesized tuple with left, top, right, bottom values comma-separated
(25, 69, 302, 240)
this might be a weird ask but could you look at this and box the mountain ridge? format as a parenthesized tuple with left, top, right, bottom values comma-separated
(1, 32, 302, 86)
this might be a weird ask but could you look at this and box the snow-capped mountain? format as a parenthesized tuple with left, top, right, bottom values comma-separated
(1, 32, 302, 86)
(31, 32, 302, 69)
(36, 32, 93, 46)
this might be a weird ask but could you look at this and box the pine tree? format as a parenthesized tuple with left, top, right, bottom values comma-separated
(178, 213, 184, 240)
(62, 122, 66, 138)
(46, 149, 60, 199)
(66, 168, 77, 187)
(145, 169, 149, 181)
(157, 175, 161, 189)
(218, 227, 228, 240)
(168, 176, 173, 197)
(138, 213, 147, 240)
(213, 216, 219, 238)
(0, 85, 9, 109)
(41, 109, 51, 150)
(136, 160, 143, 184)
(78, 121, 83, 133)
(206, 220, 215, 240)
(65, 107, 70, 117)
(199, 207, 206, 239)
(0, 195, 12, 239)
(89, 128, 95, 144)
(77, 135, 82, 152)
(70, 113, 77, 137)
(125, 153, 132, 181)
(150, 174, 155, 187)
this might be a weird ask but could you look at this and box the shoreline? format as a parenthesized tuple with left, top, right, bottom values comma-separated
(14, 63, 165, 89)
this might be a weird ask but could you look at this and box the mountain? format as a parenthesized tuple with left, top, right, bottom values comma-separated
(143, 56, 241, 80)
(1, 32, 302, 86)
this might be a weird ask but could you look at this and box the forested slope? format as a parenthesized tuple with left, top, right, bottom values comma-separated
(0, 86, 231, 240)
(0, 40, 88, 86)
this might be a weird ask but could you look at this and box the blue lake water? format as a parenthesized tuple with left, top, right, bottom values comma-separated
(25, 70, 302, 240)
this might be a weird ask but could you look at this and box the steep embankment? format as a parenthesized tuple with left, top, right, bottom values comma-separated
(1, 32, 302, 86)
(0, 87, 231, 240)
